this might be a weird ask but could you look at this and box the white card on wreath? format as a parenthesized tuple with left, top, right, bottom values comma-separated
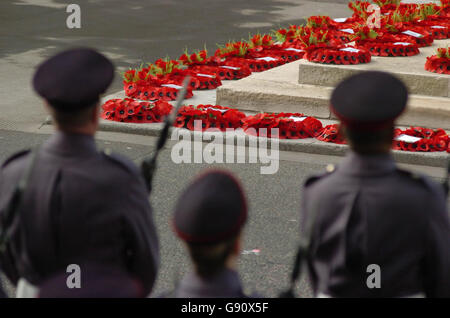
(340, 47, 360, 53)
(284, 48, 304, 52)
(207, 107, 228, 113)
(161, 84, 183, 89)
(395, 134, 422, 143)
(431, 25, 445, 29)
(255, 57, 278, 62)
(393, 42, 412, 46)
(402, 30, 423, 38)
(220, 66, 240, 70)
(196, 73, 215, 78)
(288, 116, 307, 122)
(339, 28, 355, 34)
(333, 18, 347, 23)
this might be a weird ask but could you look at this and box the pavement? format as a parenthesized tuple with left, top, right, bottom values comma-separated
(0, 0, 449, 298)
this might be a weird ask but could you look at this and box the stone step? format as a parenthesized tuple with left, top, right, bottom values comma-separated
(217, 38, 450, 130)
(299, 39, 450, 98)
(216, 78, 450, 130)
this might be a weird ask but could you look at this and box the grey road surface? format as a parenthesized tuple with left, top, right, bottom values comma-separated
(0, 128, 447, 297)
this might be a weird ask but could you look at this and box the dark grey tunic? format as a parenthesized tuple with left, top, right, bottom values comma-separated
(174, 268, 248, 298)
(301, 151, 450, 298)
(0, 132, 159, 295)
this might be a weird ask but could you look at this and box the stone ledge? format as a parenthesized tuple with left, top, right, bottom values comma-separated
(41, 119, 447, 168)
(298, 38, 450, 98)
(217, 78, 450, 129)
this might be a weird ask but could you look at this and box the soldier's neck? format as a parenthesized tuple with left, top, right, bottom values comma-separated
(56, 125, 96, 137)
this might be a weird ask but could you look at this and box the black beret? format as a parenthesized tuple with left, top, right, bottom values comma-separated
(173, 170, 247, 244)
(330, 71, 408, 131)
(33, 48, 114, 112)
(38, 264, 144, 298)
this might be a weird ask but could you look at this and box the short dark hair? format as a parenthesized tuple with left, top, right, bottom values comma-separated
(50, 102, 98, 128)
(187, 236, 238, 278)
(344, 125, 394, 154)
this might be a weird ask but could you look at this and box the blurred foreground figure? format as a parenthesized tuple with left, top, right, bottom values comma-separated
(0, 48, 159, 297)
(301, 71, 450, 297)
(170, 170, 256, 298)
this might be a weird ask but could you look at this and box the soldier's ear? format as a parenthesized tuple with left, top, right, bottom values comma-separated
(232, 233, 242, 255)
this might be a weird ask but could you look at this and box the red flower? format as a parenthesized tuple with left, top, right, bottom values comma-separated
(115, 103, 128, 120)
(315, 124, 346, 144)
(143, 112, 156, 123)
(124, 82, 138, 97)
(303, 117, 323, 137)
(102, 99, 117, 112)
(174, 115, 186, 128)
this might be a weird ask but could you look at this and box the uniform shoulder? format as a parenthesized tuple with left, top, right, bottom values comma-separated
(101, 149, 140, 177)
(396, 168, 446, 197)
(1, 149, 31, 169)
(304, 164, 337, 188)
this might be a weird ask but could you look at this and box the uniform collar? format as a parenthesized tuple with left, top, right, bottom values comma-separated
(338, 150, 396, 177)
(176, 268, 244, 298)
(43, 131, 98, 157)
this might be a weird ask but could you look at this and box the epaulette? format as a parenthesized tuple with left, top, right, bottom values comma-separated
(396, 168, 435, 190)
(396, 168, 424, 181)
(304, 164, 336, 187)
(1, 149, 31, 168)
(101, 149, 139, 176)
(397, 168, 448, 197)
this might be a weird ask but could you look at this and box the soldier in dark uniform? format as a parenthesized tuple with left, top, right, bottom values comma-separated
(301, 71, 450, 298)
(0, 48, 159, 296)
(170, 170, 254, 298)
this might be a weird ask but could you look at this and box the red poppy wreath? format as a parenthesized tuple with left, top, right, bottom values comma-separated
(354, 27, 420, 57)
(188, 64, 251, 81)
(215, 41, 286, 72)
(174, 104, 246, 131)
(101, 98, 173, 123)
(306, 44, 371, 65)
(415, 21, 450, 40)
(392, 127, 449, 152)
(122, 59, 195, 101)
(388, 27, 434, 47)
(315, 124, 347, 144)
(248, 47, 305, 63)
(241, 113, 323, 139)
(425, 47, 450, 75)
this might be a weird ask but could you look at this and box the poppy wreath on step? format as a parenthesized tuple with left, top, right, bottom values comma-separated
(188, 72, 222, 90)
(425, 47, 450, 75)
(178, 49, 250, 81)
(124, 82, 194, 101)
(215, 40, 285, 72)
(101, 98, 173, 123)
(217, 63, 253, 79)
(328, 16, 361, 31)
(389, 29, 434, 47)
(356, 39, 419, 57)
(174, 104, 246, 131)
(305, 44, 371, 65)
(415, 21, 450, 40)
(248, 47, 305, 63)
(315, 124, 346, 144)
(225, 56, 285, 72)
(330, 29, 354, 44)
(188, 64, 251, 81)
(241, 113, 323, 139)
(392, 127, 449, 152)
